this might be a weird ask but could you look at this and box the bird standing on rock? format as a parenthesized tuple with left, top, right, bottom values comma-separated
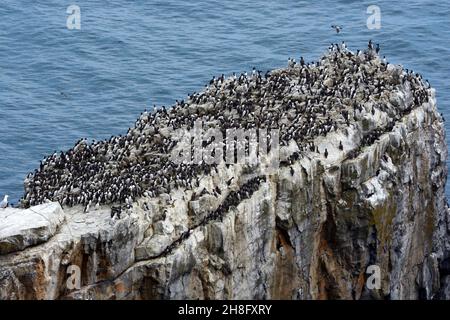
(1, 195, 9, 209)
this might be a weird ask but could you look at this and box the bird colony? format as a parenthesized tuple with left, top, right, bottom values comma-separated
(19, 42, 431, 220)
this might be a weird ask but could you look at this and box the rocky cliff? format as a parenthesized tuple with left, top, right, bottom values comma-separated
(1, 46, 449, 299)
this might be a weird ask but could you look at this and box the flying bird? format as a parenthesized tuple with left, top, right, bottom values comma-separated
(331, 25, 342, 33)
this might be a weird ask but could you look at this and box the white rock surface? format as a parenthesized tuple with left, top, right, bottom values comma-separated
(0, 203, 64, 255)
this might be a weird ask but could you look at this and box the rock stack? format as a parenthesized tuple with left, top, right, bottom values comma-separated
(1, 44, 449, 300)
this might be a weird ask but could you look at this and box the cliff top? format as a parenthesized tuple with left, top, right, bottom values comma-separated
(20, 42, 431, 209)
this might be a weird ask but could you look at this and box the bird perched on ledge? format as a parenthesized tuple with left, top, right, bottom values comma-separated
(1, 195, 9, 209)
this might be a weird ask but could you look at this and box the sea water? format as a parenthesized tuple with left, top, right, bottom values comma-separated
(1, 0, 449, 203)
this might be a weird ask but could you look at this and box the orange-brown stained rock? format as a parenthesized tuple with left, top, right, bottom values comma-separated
(270, 227, 299, 299)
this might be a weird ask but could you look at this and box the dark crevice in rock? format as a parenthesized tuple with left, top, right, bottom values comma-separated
(144, 176, 267, 260)
(439, 257, 450, 276)
(275, 222, 293, 250)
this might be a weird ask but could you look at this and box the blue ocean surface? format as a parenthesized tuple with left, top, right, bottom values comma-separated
(1, 0, 449, 204)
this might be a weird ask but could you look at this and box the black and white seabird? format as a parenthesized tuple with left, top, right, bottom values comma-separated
(331, 25, 342, 33)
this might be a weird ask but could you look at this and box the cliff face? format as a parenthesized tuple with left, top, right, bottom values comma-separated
(1, 49, 449, 300)
(1, 90, 448, 300)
